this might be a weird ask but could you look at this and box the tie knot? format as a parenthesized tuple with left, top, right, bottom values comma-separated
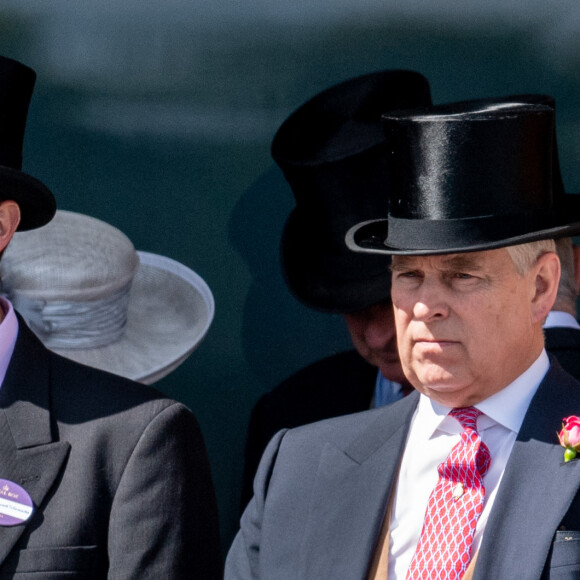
(450, 406, 482, 431)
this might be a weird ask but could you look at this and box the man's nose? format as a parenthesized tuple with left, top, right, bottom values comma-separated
(412, 279, 449, 321)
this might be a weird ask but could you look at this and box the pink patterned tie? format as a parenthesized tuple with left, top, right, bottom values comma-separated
(406, 407, 491, 580)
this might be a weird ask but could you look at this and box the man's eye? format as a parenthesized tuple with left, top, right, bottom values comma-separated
(451, 273, 481, 284)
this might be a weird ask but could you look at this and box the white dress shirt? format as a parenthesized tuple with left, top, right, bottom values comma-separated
(387, 350, 550, 579)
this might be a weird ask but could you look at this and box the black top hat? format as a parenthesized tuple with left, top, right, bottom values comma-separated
(346, 99, 580, 256)
(429, 93, 576, 205)
(0, 56, 56, 231)
(273, 69, 432, 312)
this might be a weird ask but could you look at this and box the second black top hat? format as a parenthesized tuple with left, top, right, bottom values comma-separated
(273, 69, 432, 312)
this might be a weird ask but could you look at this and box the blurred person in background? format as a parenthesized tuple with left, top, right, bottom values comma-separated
(241, 69, 432, 509)
(544, 236, 580, 378)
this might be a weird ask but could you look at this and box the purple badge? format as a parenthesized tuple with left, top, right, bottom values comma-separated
(0, 479, 33, 526)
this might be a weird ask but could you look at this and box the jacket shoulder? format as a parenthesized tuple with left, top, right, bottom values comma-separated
(6, 319, 186, 421)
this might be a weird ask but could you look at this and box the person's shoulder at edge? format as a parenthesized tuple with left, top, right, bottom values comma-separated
(13, 317, 179, 414)
(7, 320, 203, 457)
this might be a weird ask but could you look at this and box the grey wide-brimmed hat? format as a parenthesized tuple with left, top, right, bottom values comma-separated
(0, 210, 214, 384)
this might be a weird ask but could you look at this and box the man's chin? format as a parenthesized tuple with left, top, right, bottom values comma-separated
(408, 365, 456, 388)
(417, 380, 482, 407)
(409, 367, 473, 398)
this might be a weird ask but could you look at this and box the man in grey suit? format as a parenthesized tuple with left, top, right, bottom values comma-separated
(0, 56, 221, 578)
(226, 99, 580, 579)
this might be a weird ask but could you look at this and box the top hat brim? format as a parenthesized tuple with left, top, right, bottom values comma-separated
(346, 102, 580, 256)
(50, 251, 214, 384)
(282, 209, 391, 312)
(0, 165, 56, 231)
(346, 202, 580, 256)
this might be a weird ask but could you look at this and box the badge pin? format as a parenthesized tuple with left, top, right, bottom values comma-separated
(452, 483, 464, 501)
(0, 479, 33, 526)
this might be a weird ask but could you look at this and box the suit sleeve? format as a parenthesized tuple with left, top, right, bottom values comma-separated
(225, 429, 287, 580)
(240, 395, 271, 512)
(107, 403, 222, 579)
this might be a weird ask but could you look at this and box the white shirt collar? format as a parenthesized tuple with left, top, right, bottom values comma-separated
(544, 310, 580, 330)
(414, 349, 549, 438)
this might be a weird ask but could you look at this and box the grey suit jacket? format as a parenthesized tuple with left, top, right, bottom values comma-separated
(0, 317, 222, 579)
(226, 358, 580, 579)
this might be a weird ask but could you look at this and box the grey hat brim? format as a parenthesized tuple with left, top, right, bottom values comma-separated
(52, 251, 214, 384)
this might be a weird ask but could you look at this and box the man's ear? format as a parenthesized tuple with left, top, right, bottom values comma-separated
(530, 251, 560, 324)
(0, 201, 21, 252)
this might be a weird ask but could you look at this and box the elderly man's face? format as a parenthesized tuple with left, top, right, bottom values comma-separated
(390, 248, 557, 407)
(344, 300, 406, 384)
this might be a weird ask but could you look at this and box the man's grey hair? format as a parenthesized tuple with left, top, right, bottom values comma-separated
(505, 239, 556, 275)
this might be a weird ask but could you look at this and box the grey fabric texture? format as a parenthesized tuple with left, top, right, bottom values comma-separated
(0, 316, 221, 579)
(226, 359, 580, 580)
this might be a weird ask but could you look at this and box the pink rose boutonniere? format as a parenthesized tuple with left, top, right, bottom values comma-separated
(558, 416, 580, 462)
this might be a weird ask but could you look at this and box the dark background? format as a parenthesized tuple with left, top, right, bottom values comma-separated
(0, 0, 579, 553)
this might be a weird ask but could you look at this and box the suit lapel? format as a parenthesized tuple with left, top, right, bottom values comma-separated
(298, 392, 419, 579)
(474, 360, 580, 580)
(0, 320, 70, 565)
